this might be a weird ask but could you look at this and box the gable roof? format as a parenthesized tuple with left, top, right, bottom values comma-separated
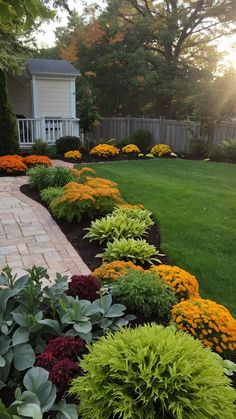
(26, 58, 80, 76)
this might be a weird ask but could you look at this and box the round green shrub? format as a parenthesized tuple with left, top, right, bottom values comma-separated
(112, 270, 177, 323)
(70, 324, 236, 419)
(129, 128, 153, 151)
(55, 136, 81, 155)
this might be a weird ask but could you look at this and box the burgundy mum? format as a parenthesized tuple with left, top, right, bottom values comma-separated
(67, 274, 101, 301)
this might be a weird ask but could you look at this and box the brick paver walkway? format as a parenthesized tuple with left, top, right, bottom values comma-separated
(0, 176, 90, 285)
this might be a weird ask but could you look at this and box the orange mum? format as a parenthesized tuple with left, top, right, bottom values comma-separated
(151, 265, 200, 301)
(24, 155, 52, 167)
(172, 298, 236, 356)
(93, 261, 144, 282)
(90, 144, 119, 158)
(0, 155, 27, 174)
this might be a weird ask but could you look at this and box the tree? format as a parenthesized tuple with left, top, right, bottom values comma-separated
(0, 0, 54, 154)
(0, 71, 19, 155)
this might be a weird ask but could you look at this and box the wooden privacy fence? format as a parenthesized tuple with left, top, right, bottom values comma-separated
(88, 117, 236, 152)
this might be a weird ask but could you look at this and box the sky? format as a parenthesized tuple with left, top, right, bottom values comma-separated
(36, 0, 236, 69)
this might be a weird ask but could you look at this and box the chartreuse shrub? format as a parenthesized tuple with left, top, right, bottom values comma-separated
(151, 264, 200, 301)
(97, 238, 161, 265)
(84, 207, 154, 243)
(112, 270, 176, 322)
(172, 298, 236, 358)
(93, 261, 144, 283)
(70, 324, 236, 419)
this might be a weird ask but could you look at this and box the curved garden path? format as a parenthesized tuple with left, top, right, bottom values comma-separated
(0, 167, 90, 285)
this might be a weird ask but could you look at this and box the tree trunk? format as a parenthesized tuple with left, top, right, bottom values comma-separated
(0, 70, 19, 155)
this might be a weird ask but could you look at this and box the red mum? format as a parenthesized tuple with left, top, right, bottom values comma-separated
(36, 351, 56, 369)
(67, 274, 101, 301)
(49, 358, 81, 393)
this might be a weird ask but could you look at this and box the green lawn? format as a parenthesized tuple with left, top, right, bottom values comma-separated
(85, 159, 236, 316)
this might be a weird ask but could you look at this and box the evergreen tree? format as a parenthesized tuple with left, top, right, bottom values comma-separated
(0, 70, 19, 155)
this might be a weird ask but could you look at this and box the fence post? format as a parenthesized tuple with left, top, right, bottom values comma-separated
(159, 116, 165, 143)
(40, 116, 46, 142)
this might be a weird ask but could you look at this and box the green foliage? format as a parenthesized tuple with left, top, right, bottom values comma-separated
(27, 166, 76, 190)
(128, 129, 153, 151)
(40, 187, 63, 206)
(0, 71, 19, 156)
(30, 140, 57, 158)
(112, 270, 177, 322)
(84, 207, 154, 243)
(70, 324, 236, 419)
(210, 139, 236, 163)
(189, 133, 209, 157)
(55, 136, 81, 155)
(77, 77, 102, 134)
(97, 238, 161, 265)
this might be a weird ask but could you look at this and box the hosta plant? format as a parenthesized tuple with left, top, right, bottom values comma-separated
(112, 270, 177, 323)
(84, 207, 153, 243)
(70, 324, 236, 419)
(172, 298, 236, 358)
(93, 261, 144, 283)
(97, 238, 162, 265)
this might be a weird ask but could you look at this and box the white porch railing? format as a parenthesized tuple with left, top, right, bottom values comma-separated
(17, 117, 80, 147)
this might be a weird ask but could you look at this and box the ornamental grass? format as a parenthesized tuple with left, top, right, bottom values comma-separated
(151, 264, 200, 301)
(24, 154, 52, 167)
(0, 155, 27, 174)
(93, 261, 144, 282)
(172, 298, 236, 357)
(64, 150, 82, 160)
(151, 143, 172, 157)
(90, 144, 119, 158)
(121, 144, 140, 154)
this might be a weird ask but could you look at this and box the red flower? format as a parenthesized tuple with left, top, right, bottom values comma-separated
(49, 358, 81, 393)
(36, 351, 56, 369)
(67, 274, 101, 301)
(43, 336, 86, 359)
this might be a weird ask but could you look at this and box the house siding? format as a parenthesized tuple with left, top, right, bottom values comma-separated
(8, 76, 32, 118)
(35, 77, 74, 118)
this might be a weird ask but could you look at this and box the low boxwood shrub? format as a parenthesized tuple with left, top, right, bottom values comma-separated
(93, 261, 144, 283)
(112, 270, 177, 323)
(128, 128, 153, 151)
(70, 324, 236, 419)
(55, 136, 81, 155)
(172, 298, 236, 358)
(151, 264, 200, 301)
(97, 237, 161, 265)
(31, 140, 56, 158)
(210, 139, 236, 163)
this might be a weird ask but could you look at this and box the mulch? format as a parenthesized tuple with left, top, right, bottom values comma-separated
(20, 184, 171, 272)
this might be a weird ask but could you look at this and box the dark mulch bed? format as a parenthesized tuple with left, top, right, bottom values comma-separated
(20, 184, 171, 272)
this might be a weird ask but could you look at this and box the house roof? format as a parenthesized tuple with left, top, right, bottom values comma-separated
(26, 58, 80, 76)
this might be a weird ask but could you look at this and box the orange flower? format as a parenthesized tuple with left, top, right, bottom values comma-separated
(172, 298, 236, 356)
(0, 155, 27, 174)
(90, 144, 119, 158)
(24, 155, 51, 167)
(151, 265, 200, 301)
(93, 261, 144, 282)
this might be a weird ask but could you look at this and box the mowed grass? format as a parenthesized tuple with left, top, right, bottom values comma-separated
(85, 159, 236, 316)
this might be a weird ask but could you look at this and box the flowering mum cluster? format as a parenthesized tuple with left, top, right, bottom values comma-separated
(36, 336, 86, 393)
(64, 150, 82, 160)
(151, 144, 172, 157)
(151, 265, 200, 301)
(0, 155, 27, 174)
(0, 154, 51, 174)
(93, 261, 144, 282)
(121, 144, 140, 154)
(172, 298, 236, 356)
(24, 155, 51, 167)
(116, 203, 145, 210)
(90, 144, 119, 158)
(67, 274, 101, 301)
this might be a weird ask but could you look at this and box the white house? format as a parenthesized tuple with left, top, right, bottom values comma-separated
(8, 58, 80, 147)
